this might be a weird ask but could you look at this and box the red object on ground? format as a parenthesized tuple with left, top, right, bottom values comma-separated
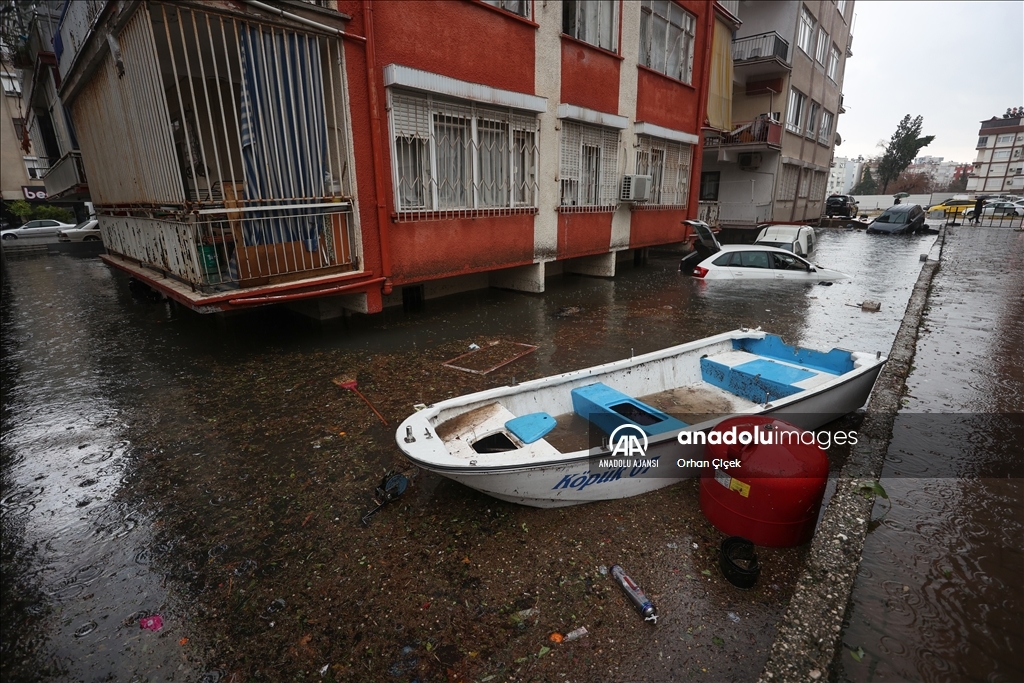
(699, 416, 829, 548)
(139, 614, 163, 631)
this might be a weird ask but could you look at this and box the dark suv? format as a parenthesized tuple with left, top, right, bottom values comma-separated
(826, 194, 859, 218)
(866, 204, 926, 235)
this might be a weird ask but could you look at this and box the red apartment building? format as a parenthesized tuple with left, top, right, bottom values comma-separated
(45, 0, 717, 315)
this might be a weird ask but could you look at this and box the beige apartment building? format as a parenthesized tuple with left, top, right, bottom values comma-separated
(1, 62, 39, 209)
(700, 0, 854, 229)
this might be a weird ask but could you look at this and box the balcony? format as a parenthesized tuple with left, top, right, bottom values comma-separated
(703, 118, 783, 150)
(732, 32, 790, 76)
(716, 0, 740, 19)
(42, 151, 89, 201)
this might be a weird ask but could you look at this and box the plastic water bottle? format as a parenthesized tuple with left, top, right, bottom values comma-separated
(611, 565, 657, 623)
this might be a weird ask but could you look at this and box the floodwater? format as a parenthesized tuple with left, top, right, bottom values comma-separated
(1, 228, 950, 683)
(838, 226, 1024, 683)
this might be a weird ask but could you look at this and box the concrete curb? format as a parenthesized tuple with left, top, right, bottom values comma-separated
(757, 227, 946, 682)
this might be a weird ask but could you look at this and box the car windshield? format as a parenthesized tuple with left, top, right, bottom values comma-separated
(875, 211, 908, 224)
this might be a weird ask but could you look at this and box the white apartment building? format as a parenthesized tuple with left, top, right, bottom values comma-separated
(967, 112, 1024, 194)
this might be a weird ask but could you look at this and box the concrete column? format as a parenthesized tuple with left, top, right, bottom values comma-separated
(610, 2, 642, 253)
(564, 252, 616, 277)
(490, 262, 546, 293)
(533, 1, 562, 263)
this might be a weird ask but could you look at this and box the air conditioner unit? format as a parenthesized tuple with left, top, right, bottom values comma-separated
(738, 152, 762, 171)
(621, 174, 653, 202)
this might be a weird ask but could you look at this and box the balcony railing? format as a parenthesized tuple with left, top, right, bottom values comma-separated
(719, 202, 774, 225)
(698, 201, 720, 227)
(42, 150, 87, 199)
(704, 117, 783, 148)
(732, 32, 790, 64)
(716, 0, 740, 18)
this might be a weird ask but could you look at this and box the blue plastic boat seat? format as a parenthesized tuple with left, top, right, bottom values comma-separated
(701, 356, 819, 404)
(505, 412, 557, 444)
(571, 383, 688, 436)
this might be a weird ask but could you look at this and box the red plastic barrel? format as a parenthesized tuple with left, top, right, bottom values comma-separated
(699, 416, 829, 548)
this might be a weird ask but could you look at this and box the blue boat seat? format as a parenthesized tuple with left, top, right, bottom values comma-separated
(701, 356, 817, 404)
(505, 412, 556, 444)
(571, 383, 687, 436)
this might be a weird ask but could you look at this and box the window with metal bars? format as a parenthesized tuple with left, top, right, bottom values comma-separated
(798, 168, 811, 197)
(559, 121, 620, 209)
(635, 135, 691, 206)
(810, 170, 827, 201)
(389, 91, 540, 214)
(777, 163, 799, 200)
(639, 0, 696, 84)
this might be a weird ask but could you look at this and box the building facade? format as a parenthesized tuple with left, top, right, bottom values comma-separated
(1, 60, 39, 213)
(967, 111, 1024, 195)
(36, 0, 717, 315)
(700, 0, 853, 228)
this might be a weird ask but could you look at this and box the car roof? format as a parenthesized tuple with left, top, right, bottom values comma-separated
(881, 204, 920, 213)
(718, 244, 807, 254)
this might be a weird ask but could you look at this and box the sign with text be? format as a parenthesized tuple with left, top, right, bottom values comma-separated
(22, 186, 47, 200)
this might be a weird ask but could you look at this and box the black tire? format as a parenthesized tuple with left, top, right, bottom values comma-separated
(2, 234, 16, 240)
(83, 236, 100, 242)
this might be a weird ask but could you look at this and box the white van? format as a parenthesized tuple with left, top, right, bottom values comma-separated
(754, 224, 816, 256)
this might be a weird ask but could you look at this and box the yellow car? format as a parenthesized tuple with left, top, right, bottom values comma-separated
(926, 198, 975, 216)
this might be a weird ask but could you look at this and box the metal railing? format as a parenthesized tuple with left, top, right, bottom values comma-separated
(698, 201, 720, 226)
(732, 32, 789, 64)
(719, 202, 774, 225)
(100, 204, 358, 290)
(704, 118, 782, 148)
(42, 151, 87, 198)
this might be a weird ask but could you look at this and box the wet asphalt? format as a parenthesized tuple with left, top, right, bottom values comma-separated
(2, 225, 1018, 682)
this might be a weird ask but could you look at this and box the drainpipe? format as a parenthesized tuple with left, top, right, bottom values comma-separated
(690, 6, 717, 222)
(363, 0, 393, 294)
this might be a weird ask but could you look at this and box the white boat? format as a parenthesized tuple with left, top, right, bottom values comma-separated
(395, 329, 885, 508)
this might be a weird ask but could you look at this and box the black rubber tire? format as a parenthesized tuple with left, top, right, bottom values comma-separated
(83, 236, 100, 242)
(2, 234, 16, 240)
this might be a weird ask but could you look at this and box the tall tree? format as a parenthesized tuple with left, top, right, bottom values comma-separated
(850, 167, 877, 195)
(876, 115, 935, 194)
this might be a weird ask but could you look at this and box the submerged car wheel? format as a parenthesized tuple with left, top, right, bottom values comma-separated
(2, 234, 16, 240)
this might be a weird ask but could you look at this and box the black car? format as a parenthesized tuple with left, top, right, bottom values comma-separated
(866, 204, 926, 235)
(826, 194, 859, 218)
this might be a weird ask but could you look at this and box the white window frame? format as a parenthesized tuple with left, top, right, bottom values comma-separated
(389, 91, 540, 214)
(1, 73, 21, 97)
(797, 6, 815, 55)
(977, 136, 989, 147)
(786, 88, 807, 134)
(992, 150, 1011, 161)
(635, 134, 692, 206)
(639, 0, 697, 84)
(996, 134, 1015, 145)
(481, 0, 531, 19)
(815, 28, 829, 64)
(23, 155, 46, 179)
(837, 0, 847, 18)
(563, 0, 619, 53)
(560, 121, 620, 208)
(818, 110, 834, 145)
(806, 101, 820, 139)
(827, 43, 840, 80)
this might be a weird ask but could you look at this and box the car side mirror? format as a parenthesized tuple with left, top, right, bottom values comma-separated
(807, 266, 816, 272)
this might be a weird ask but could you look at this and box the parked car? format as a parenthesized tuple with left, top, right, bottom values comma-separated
(57, 219, 102, 242)
(686, 244, 849, 281)
(926, 198, 975, 217)
(1, 218, 76, 240)
(825, 194, 859, 218)
(678, 220, 723, 272)
(963, 201, 1024, 220)
(866, 204, 927, 235)
(754, 224, 816, 256)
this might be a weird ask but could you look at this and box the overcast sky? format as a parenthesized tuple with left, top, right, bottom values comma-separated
(839, 1, 1024, 164)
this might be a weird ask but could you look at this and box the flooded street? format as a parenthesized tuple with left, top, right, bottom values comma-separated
(838, 226, 1024, 683)
(5, 226, 998, 683)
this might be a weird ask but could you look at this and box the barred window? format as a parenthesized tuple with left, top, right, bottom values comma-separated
(635, 135, 691, 206)
(798, 168, 811, 197)
(563, 0, 618, 52)
(818, 110, 834, 145)
(639, 0, 696, 84)
(390, 91, 539, 214)
(560, 121, 620, 208)
(778, 164, 799, 200)
(482, 0, 531, 19)
(810, 170, 827, 201)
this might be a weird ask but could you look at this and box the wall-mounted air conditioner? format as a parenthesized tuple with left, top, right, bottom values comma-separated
(738, 152, 762, 171)
(621, 174, 653, 202)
